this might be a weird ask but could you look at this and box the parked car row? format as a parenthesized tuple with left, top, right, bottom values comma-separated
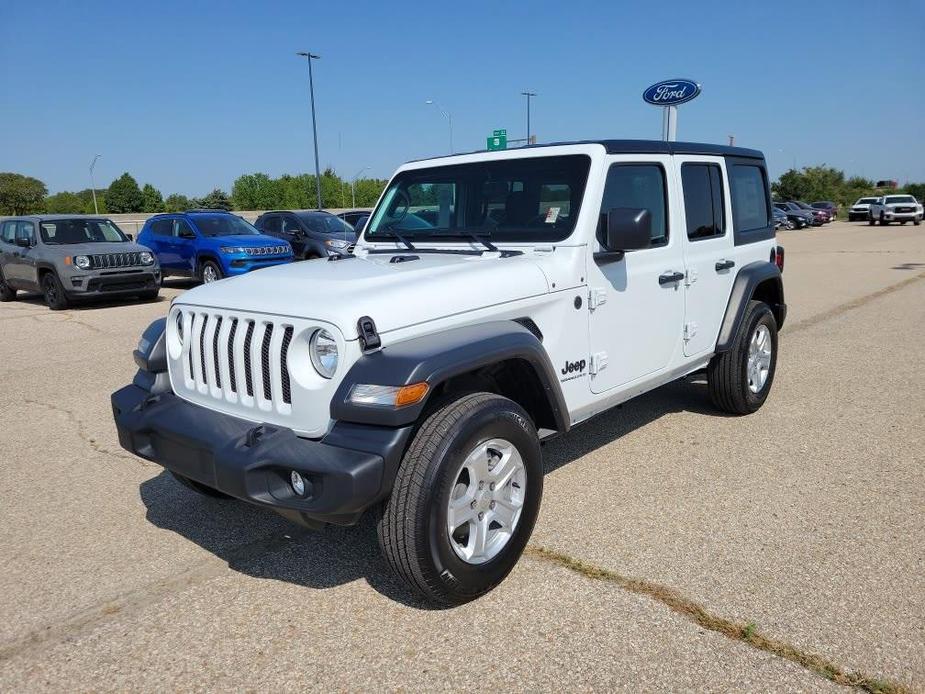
(0, 208, 366, 310)
(773, 200, 834, 229)
(851, 195, 922, 225)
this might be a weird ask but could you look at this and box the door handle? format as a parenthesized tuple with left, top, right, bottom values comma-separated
(715, 259, 735, 271)
(658, 271, 685, 285)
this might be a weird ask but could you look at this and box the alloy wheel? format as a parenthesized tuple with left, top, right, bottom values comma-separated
(747, 324, 772, 393)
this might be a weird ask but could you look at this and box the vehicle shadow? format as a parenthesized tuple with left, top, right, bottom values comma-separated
(15, 292, 169, 311)
(138, 373, 719, 608)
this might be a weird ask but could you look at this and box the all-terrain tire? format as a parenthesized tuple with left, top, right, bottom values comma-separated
(377, 392, 543, 606)
(707, 300, 778, 415)
(41, 271, 69, 310)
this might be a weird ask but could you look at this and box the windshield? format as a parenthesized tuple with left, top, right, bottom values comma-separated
(857, 198, 878, 204)
(885, 196, 915, 204)
(40, 219, 127, 244)
(365, 155, 591, 243)
(298, 213, 354, 235)
(192, 214, 261, 237)
(811, 202, 831, 208)
(794, 201, 812, 209)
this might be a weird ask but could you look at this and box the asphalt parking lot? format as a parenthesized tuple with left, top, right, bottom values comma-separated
(0, 221, 922, 692)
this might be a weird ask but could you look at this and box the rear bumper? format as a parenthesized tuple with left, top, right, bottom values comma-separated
(112, 384, 408, 526)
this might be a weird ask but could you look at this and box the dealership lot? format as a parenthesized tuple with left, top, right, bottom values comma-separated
(0, 222, 922, 691)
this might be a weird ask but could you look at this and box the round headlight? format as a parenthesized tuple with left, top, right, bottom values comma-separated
(140, 251, 154, 265)
(309, 329, 338, 378)
(74, 255, 90, 270)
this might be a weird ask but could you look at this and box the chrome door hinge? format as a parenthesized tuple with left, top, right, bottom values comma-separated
(685, 268, 698, 286)
(683, 322, 698, 341)
(588, 287, 608, 310)
(590, 351, 608, 375)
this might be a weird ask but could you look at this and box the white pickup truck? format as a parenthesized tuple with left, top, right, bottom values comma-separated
(113, 139, 786, 605)
(867, 194, 923, 225)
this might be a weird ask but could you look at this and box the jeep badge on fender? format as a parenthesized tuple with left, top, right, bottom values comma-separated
(112, 137, 786, 606)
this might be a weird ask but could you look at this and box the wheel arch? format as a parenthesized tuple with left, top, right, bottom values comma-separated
(331, 320, 570, 434)
(715, 261, 786, 352)
(195, 252, 222, 275)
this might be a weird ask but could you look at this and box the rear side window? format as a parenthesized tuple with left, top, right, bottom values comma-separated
(681, 164, 725, 240)
(150, 219, 172, 236)
(729, 164, 770, 233)
(600, 164, 668, 246)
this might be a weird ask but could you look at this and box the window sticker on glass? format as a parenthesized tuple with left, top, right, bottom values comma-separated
(545, 207, 560, 224)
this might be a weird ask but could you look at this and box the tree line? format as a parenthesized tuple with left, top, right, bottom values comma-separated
(2, 166, 923, 218)
(0, 169, 388, 216)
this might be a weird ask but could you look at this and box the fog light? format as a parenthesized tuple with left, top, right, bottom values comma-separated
(290, 471, 306, 496)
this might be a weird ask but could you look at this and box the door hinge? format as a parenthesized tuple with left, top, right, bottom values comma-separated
(589, 351, 608, 375)
(683, 322, 698, 341)
(588, 287, 608, 310)
(685, 268, 698, 286)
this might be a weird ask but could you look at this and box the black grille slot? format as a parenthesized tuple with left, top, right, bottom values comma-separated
(187, 314, 194, 376)
(212, 316, 222, 389)
(243, 321, 255, 397)
(227, 319, 238, 393)
(280, 326, 294, 404)
(261, 324, 274, 401)
(199, 315, 209, 386)
(90, 252, 139, 269)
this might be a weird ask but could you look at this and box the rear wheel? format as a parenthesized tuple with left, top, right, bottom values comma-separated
(201, 260, 222, 283)
(377, 392, 543, 606)
(41, 271, 69, 310)
(708, 301, 778, 415)
(0, 268, 16, 301)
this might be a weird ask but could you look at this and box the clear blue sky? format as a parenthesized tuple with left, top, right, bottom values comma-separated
(2, 0, 923, 196)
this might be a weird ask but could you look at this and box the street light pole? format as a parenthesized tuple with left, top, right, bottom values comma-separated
(521, 91, 536, 145)
(296, 51, 323, 210)
(351, 167, 369, 208)
(425, 100, 453, 153)
(89, 154, 101, 214)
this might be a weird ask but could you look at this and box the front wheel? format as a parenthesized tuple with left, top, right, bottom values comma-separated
(880, 213, 889, 226)
(914, 217, 921, 226)
(41, 272, 69, 310)
(200, 260, 223, 283)
(868, 215, 875, 226)
(707, 300, 778, 415)
(378, 392, 543, 606)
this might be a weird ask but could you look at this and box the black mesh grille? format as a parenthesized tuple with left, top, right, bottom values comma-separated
(212, 316, 222, 389)
(90, 252, 141, 269)
(243, 321, 254, 397)
(199, 315, 208, 386)
(280, 326, 294, 404)
(227, 319, 238, 393)
(261, 324, 274, 401)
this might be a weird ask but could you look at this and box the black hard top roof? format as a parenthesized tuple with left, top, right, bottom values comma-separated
(410, 139, 764, 162)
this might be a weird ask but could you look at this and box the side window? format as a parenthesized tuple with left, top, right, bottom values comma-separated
(16, 222, 36, 244)
(150, 219, 172, 236)
(681, 163, 725, 240)
(261, 215, 281, 233)
(600, 163, 668, 246)
(1, 221, 16, 243)
(174, 219, 195, 238)
(282, 216, 301, 234)
(729, 164, 770, 232)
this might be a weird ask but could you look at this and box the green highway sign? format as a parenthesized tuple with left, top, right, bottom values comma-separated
(487, 129, 507, 151)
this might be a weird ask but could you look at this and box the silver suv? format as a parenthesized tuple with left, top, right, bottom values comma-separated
(0, 215, 161, 310)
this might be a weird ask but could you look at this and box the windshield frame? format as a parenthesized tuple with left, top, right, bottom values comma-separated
(39, 218, 129, 245)
(363, 154, 592, 245)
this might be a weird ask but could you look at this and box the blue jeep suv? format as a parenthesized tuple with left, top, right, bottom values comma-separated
(138, 210, 294, 283)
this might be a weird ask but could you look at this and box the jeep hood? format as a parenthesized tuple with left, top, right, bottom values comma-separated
(174, 251, 550, 339)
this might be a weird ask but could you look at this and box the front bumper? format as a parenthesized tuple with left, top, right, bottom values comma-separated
(112, 384, 395, 526)
(67, 270, 161, 296)
(224, 256, 294, 276)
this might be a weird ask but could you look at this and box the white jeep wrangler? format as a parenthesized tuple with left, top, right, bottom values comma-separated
(113, 140, 786, 605)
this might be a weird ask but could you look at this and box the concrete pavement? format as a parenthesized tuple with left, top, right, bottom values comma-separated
(0, 221, 922, 691)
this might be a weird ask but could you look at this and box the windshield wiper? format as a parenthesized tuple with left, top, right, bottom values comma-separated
(459, 232, 497, 253)
(376, 228, 416, 250)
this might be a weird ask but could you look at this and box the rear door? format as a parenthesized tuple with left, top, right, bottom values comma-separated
(587, 156, 686, 394)
(676, 157, 736, 356)
(12, 221, 39, 286)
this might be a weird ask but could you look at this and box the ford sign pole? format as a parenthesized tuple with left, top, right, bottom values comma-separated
(644, 79, 701, 142)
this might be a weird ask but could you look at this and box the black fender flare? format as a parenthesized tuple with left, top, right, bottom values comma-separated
(331, 320, 569, 431)
(715, 261, 785, 352)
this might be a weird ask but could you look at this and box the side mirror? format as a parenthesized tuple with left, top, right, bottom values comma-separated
(15, 237, 32, 248)
(179, 229, 196, 239)
(126, 233, 134, 241)
(596, 208, 652, 261)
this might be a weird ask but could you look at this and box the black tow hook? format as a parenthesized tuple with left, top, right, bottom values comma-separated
(246, 424, 266, 447)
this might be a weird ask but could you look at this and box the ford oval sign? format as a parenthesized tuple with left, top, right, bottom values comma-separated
(643, 79, 701, 106)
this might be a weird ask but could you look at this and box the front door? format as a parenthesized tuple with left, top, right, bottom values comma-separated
(588, 157, 685, 394)
(676, 157, 737, 356)
(171, 219, 198, 275)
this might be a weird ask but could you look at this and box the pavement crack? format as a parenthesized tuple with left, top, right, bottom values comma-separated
(784, 271, 925, 336)
(22, 398, 153, 468)
(526, 545, 910, 694)
(0, 531, 308, 663)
